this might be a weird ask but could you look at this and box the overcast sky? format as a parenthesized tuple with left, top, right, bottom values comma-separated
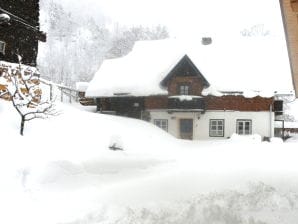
(56, 0, 285, 40)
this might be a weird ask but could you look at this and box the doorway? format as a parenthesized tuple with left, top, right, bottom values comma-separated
(179, 119, 193, 140)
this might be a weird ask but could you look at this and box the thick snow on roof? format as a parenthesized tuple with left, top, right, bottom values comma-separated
(75, 82, 89, 92)
(86, 38, 294, 97)
(86, 39, 184, 97)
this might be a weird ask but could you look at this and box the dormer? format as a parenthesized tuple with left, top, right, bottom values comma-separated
(160, 55, 210, 96)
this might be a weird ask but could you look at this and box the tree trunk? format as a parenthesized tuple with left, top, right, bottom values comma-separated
(20, 115, 25, 136)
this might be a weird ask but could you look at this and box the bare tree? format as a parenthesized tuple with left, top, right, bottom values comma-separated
(0, 60, 57, 135)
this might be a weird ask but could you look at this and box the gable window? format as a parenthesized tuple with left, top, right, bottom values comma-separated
(236, 119, 252, 135)
(154, 119, 168, 132)
(209, 119, 224, 137)
(179, 84, 190, 95)
(0, 41, 5, 54)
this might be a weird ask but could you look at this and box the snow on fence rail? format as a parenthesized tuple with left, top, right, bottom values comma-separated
(0, 61, 79, 103)
(40, 78, 79, 103)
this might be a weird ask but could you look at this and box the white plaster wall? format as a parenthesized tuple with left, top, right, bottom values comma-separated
(148, 110, 274, 140)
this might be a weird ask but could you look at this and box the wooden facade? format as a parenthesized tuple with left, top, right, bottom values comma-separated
(99, 97, 145, 118)
(161, 55, 209, 95)
(205, 96, 273, 111)
(80, 51, 285, 139)
(0, 0, 46, 66)
(280, 0, 298, 97)
(90, 55, 278, 119)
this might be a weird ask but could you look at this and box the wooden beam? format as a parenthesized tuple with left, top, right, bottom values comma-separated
(291, 0, 298, 12)
(280, 0, 298, 97)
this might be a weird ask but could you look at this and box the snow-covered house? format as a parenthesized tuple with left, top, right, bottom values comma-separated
(85, 39, 294, 140)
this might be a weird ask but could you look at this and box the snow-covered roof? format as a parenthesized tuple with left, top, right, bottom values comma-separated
(76, 82, 89, 92)
(86, 38, 294, 98)
(86, 40, 183, 97)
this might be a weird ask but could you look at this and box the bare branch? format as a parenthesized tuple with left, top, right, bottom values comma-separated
(1, 61, 58, 135)
(0, 90, 9, 97)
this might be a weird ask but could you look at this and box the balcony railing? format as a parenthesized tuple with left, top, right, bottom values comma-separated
(168, 95, 205, 110)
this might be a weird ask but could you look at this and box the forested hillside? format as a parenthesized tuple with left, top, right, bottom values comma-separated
(38, 0, 169, 86)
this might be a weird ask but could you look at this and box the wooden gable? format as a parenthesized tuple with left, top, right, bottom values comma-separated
(161, 55, 209, 96)
(161, 55, 209, 87)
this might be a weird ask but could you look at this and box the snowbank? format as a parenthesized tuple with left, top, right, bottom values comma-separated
(229, 133, 262, 142)
(2, 100, 298, 223)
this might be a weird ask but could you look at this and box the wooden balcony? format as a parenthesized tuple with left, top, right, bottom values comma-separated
(168, 95, 205, 111)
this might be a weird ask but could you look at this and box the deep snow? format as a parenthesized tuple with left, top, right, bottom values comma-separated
(86, 38, 293, 98)
(1, 100, 298, 224)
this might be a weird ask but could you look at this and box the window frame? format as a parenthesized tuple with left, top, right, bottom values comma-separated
(236, 119, 252, 135)
(209, 119, 225, 137)
(154, 119, 168, 132)
(177, 83, 191, 95)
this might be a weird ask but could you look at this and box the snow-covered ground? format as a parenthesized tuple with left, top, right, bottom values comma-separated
(1, 100, 298, 224)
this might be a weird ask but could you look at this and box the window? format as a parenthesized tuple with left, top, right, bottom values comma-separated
(179, 84, 190, 95)
(0, 41, 5, 54)
(154, 119, 168, 132)
(209, 119, 224, 137)
(236, 119, 252, 135)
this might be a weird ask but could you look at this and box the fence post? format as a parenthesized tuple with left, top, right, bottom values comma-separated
(61, 88, 63, 102)
(50, 84, 53, 101)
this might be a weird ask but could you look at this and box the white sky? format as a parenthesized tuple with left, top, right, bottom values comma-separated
(57, 0, 285, 39)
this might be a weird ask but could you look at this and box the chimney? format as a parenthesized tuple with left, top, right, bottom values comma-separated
(201, 37, 212, 45)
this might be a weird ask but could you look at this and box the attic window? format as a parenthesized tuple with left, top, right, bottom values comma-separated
(178, 84, 190, 95)
(0, 41, 5, 54)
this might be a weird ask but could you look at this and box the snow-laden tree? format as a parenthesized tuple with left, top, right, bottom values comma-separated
(38, 0, 170, 87)
(0, 61, 56, 135)
(38, 1, 112, 86)
(106, 25, 169, 59)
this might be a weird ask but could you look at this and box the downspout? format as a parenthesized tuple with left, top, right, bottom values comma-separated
(270, 103, 273, 138)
